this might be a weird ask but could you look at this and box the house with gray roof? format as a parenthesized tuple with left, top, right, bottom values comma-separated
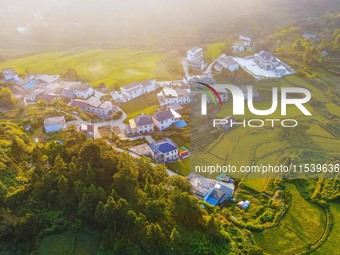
(214, 55, 239, 72)
(69, 96, 113, 117)
(149, 138, 178, 164)
(72, 83, 94, 99)
(127, 113, 154, 135)
(254, 51, 280, 70)
(152, 109, 175, 131)
(1, 68, 19, 81)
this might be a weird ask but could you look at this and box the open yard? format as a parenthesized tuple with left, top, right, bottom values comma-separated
(120, 91, 160, 123)
(0, 48, 183, 87)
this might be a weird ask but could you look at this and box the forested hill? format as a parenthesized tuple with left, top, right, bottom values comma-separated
(0, 123, 261, 254)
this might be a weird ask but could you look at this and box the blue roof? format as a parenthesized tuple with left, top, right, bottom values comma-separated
(158, 143, 177, 153)
(149, 138, 178, 155)
(173, 120, 187, 128)
(22, 81, 36, 90)
(206, 196, 218, 206)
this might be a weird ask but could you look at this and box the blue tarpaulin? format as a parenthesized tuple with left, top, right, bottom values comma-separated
(22, 81, 36, 90)
(173, 120, 187, 128)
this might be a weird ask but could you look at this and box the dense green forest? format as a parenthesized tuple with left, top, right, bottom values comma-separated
(0, 123, 262, 254)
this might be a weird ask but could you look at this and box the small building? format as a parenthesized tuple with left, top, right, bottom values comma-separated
(216, 173, 233, 183)
(238, 200, 251, 209)
(44, 116, 66, 133)
(167, 103, 183, 112)
(70, 97, 113, 117)
(86, 97, 113, 117)
(157, 88, 190, 107)
(140, 79, 158, 93)
(78, 124, 94, 139)
(61, 88, 74, 99)
(232, 35, 252, 53)
(149, 138, 179, 164)
(128, 113, 154, 135)
(214, 55, 239, 72)
(254, 51, 279, 70)
(121, 82, 143, 101)
(186, 47, 206, 71)
(187, 47, 204, 61)
(128, 143, 152, 158)
(36, 74, 60, 84)
(1, 68, 19, 81)
(152, 109, 175, 131)
(188, 173, 235, 206)
(72, 83, 94, 99)
(69, 99, 87, 111)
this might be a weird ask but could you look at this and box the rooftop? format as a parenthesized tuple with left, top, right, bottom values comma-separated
(73, 83, 92, 92)
(121, 82, 142, 91)
(44, 116, 65, 126)
(149, 138, 178, 154)
(86, 96, 102, 108)
(153, 110, 174, 122)
(37, 74, 60, 84)
(135, 114, 153, 126)
(70, 99, 87, 108)
(2, 68, 17, 75)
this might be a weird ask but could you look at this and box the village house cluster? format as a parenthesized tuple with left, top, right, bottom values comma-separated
(1, 68, 115, 118)
(0, 36, 296, 177)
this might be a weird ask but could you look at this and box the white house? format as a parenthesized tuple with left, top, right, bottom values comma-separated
(72, 83, 94, 99)
(44, 116, 66, 133)
(186, 47, 206, 71)
(128, 113, 154, 135)
(1, 68, 19, 81)
(254, 51, 289, 75)
(141, 79, 158, 93)
(86, 96, 113, 117)
(121, 82, 143, 100)
(232, 35, 252, 53)
(152, 110, 175, 131)
(239, 35, 251, 46)
(149, 138, 179, 164)
(187, 47, 204, 61)
(214, 55, 239, 72)
(157, 88, 190, 107)
(36, 74, 60, 84)
(254, 51, 279, 70)
(70, 97, 113, 117)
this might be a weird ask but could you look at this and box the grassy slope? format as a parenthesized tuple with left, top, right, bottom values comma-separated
(0, 48, 182, 87)
(311, 203, 340, 255)
(120, 91, 160, 123)
(205, 42, 225, 61)
(37, 231, 98, 255)
(253, 183, 326, 255)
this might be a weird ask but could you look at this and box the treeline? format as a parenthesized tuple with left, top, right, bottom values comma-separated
(0, 124, 262, 254)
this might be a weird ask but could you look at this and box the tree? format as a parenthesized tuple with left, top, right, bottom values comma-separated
(0, 87, 16, 108)
(15, 213, 39, 241)
(64, 68, 79, 81)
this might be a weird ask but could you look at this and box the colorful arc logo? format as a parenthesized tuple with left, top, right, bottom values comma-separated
(196, 82, 223, 106)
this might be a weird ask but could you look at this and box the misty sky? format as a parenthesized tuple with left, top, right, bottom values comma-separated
(0, 0, 339, 53)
